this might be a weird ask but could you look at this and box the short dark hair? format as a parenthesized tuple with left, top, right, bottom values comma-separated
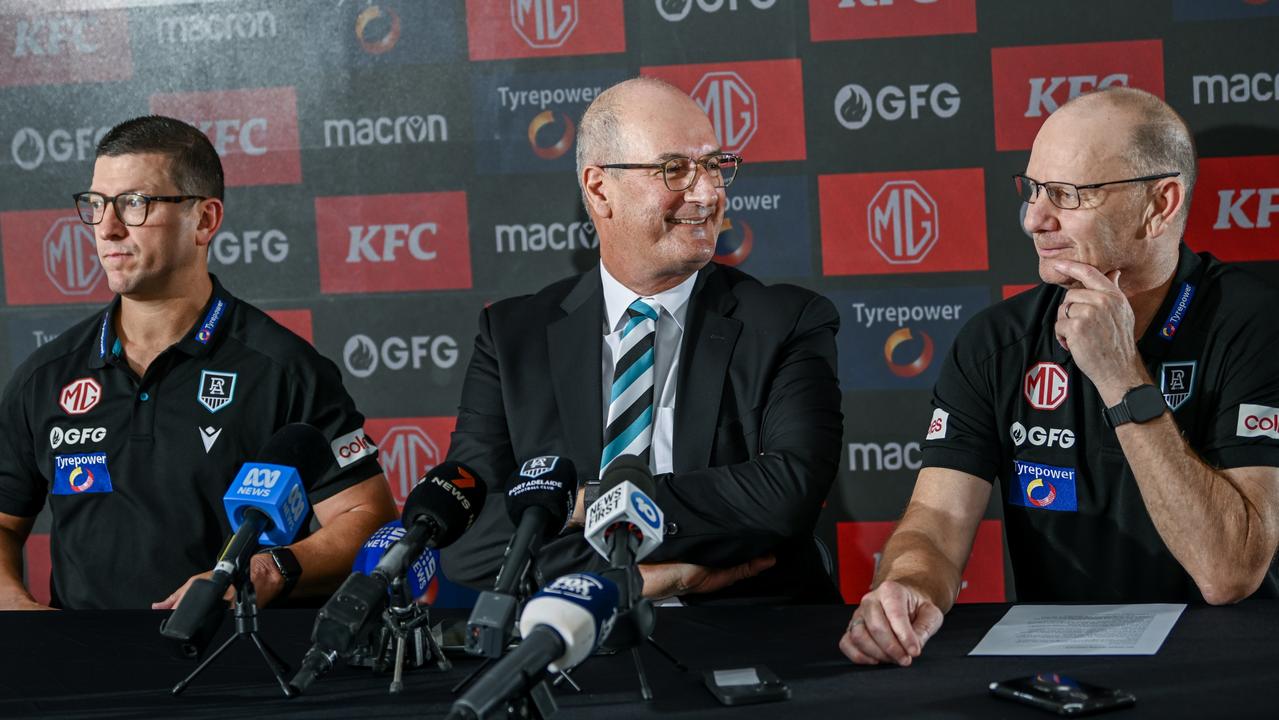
(96, 115, 224, 201)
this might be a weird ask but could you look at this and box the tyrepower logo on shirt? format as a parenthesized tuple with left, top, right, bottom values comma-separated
(150, 86, 301, 186)
(836, 520, 1004, 604)
(466, 0, 625, 61)
(365, 417, 456, 510)
(1010, 460, 1078, 512)
(819, 169, 988, 276)
(641, 59, 806, 162)
(0, 10, 133, 87)
(315, 192, 472, 294)
(1185, 155, 1279, 262)
(1237, 404, 1279, 440)
(809, 0, 976, 42)
(1, 211, 115, 306)
(991, 40, 1164, 151)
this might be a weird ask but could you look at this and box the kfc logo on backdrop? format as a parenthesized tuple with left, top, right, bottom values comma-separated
(819, 169, 987, 276)
(315, 192, 472, 294)
(836, 520, 1004, 603)
(59, 378, 101, 416)
(809, 0, 976, 42)
(365, 418, 456, 510)
(641, 59, 806, 162)
(991, 40, 1164, 151)
(1, 210, 115, 306)
(1024, 362, 1069, 411)
(150, 86, 301, 186)
(1185, 155, 1279, 262)
(0, 10, 133, 87)
(466, 0, 623, 61)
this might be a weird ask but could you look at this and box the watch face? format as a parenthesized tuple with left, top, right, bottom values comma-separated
(1129, 384, 1168, 423)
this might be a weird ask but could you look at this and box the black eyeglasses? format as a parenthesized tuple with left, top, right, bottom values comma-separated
(1013, 172, 1180, 210)
(72, 191, 206, 227)
(599, 153, 742, 192)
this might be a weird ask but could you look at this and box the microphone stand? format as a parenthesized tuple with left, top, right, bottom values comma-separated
(350, 575, 450, 694)
(171, 565, 296, 698)
(601, 530, 687, 702)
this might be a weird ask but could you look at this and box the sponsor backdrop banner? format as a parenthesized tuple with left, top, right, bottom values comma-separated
(1, 0, 1277, 606)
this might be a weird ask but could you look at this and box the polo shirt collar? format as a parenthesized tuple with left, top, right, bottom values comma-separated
(87, 274, 238, 368)
(1137, 243, 1204, 359)
(599, 261, 696, 334)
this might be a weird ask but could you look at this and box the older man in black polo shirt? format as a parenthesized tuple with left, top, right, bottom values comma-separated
(0, 116, 397, 610)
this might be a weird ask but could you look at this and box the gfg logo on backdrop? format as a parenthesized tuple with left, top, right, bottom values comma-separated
(343, 334, 461, 379)
(819, 169, 988, 276)
(655, 0, 776, 21)
(1, 10, 134, 87)
(809, 0, 976, 42)
(315, 192, 472, 294)
(991, 40, 1164, 151)
(1, 210, 115, 306)
(833, 82, 961, 130)
(10, 125, 113, 171)
(363, 418, 456, 510)
(1185, 155, 1279, 262)
(466, 0, 623, 61)
(641, 59, 806, 162)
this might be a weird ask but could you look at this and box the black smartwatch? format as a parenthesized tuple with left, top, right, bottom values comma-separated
(582, 479, 602, 510)
(1104, 384, 1167, 428)
(258, 546, 302, 601)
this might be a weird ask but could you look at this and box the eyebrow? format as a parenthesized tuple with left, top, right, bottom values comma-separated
(654, 149, 725, 162)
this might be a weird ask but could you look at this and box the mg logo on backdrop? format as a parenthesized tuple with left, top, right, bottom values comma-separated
(837, 520, 1004, 603)
(365, 418, 456, 510)
(0, 10, 134, 87)
(820, 169, 987, 276)
(991, 40, 1164, 151)
(1185, 155, 1279, 262)
(467, 0, 623, 60)
(809, 0, 977, 42)
(2, 210, 114, 305)
(1024, 362, 1069, 411)
(641, 59, 806, 162)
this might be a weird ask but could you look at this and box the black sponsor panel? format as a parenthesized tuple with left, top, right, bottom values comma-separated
(974, 1, 1174, 45)
(830, 389, 935, 522)
(631, 0, 798, 64)
(207, 185, 318, 301)
(986, 151, 1040, 287)
(0, 306, 93, 380)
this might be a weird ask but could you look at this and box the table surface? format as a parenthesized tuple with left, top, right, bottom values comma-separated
(2, 601, 1276, 719)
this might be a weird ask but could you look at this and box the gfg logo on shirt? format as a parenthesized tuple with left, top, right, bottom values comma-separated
(331, 427, 378, 468)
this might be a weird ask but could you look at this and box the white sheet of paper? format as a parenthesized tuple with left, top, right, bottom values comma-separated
(969, 604, 1186, 656)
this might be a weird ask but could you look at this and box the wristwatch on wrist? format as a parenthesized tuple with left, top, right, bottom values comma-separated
(582, 479, 602, 509)
(258, 546, 302, 601)
(1104, 384, 1167, 428)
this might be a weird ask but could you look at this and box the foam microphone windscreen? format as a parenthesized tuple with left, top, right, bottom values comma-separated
(402, 460, 487, 548)
(600, 454, 655, 496)
(505, 456, 577, 538)
(258, 422, 334, 488)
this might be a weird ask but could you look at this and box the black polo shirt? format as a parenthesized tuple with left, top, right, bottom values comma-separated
(0, 275, 381, 609)
(922, 244, 1279, 602)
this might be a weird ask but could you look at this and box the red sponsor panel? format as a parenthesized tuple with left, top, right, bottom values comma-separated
(1, 210, 115, 306)
(315, 192, 473, 294)
(23, 532, 52, 607)
(991, 40, 1164, 151)
(265, 309, 314, 345)
(149, 87, 301, 187)
(466, 0, 625, 61)
(808, 0, 977, 42)
(1002, 284, 1037, 299)
(819, 168, 988, 276)
(365, 417, 457, 511)
(837, 520, 1005, 604)
(0, 10, 133, 87)
(640, 59, 806, 162)
(1185, 155, 1279, 262)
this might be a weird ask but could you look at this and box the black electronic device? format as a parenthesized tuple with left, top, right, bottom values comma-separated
(989, 673, 1136, 716)
(703, 665, 791, 707)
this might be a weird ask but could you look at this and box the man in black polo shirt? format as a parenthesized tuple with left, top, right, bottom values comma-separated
(0, 116, 397, 610)
(840, 88, 1279, 666)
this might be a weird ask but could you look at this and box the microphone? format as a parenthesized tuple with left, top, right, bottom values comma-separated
(351, 520, 440, 601)
(467, 456, 576, 658)
(291, 461, 484, 692)
(161, 423, 328, 643)
(585, 454, 665, 570)
(448, 573, 619, 720)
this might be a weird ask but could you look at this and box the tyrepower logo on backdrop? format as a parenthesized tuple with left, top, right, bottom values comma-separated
(641, 60, 806, 162)
(1186, 155, 1279, 262)
(466, 0, 624, 61)
(150, 86, 301, 186)
(365, 418, 456, 510)
(1, 210, 115, 306)
(0, 10, 133, 87)
(991, 40, 1164, 151)
(819, 169, 988, 276)
(315, 192, 472, 294)
(712, 175, 811, 278)
(809, 0, 976, 42)
(836, 520, 1004, 603)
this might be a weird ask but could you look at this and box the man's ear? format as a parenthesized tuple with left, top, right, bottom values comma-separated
(582, 166, 612, 219)
(1144, 176, 1184, 238)
(192, 198, 224, 249)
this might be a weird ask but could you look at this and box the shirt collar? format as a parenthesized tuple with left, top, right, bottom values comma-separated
(1137, 243, 1205, 358)
(599, 261, 696, 334)
(87, 274, 238, 368)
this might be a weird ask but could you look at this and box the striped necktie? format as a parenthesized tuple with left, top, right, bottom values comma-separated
(601, 298, 658, 473)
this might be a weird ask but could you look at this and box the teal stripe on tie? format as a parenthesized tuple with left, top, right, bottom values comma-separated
(621, 299, 658, 337)
(610, 347, 654, 399)
(600, 405, 654, 470)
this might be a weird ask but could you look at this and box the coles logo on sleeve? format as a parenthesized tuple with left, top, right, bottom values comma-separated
(149, 86, 301, 186)
(1185, 155, 1279, 262)
(466, 0, 625, 61)
(331, 427, 378, 468)
(1024, 362, 1068, 411)
(1237, 404, 1279, 440)
(809, 0, 977, 42)
(1010, 460, 1078, 512)
(925, 407, 949, 440)
(1, 211, 115, 306)
(0, 10, 133, 87)
(990, 40, 1165, 151)
(819, 169, 988, 276)
(364, 417, 456, 511)
(53, 452, 113, 495)
(836, 520, 1004, 604)
(315, 192, 472, 294)
(641, 59, 806, 162)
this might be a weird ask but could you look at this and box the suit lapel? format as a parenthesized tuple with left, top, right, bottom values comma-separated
(674, 264, 741, 472)
(548, 268, 604, 473)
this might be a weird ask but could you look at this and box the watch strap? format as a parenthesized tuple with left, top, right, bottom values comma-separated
(582, 479, 602, 509)
(258, 546, 301, 601)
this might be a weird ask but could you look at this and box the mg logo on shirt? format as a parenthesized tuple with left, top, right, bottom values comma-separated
(691, 71, 757, 154)
(1023, 362, 1069, 411)
(467, 0, 623, 60)
(59, 378, 102, 416)
(366, 418, 456, 510)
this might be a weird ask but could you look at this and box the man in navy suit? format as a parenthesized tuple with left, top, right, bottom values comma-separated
(442, 78, 843, 603)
